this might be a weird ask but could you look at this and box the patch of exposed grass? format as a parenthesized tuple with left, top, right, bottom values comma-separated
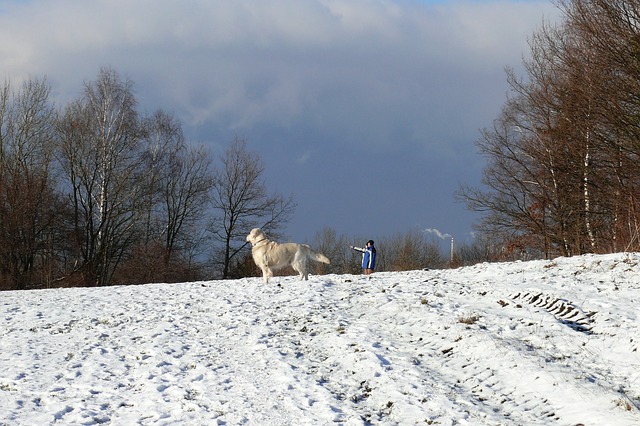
(458, 314, 480, 325)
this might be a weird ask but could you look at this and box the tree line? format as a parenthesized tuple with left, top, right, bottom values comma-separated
(12, 1, 636, 288)
(458, 0, 640, 259)
(0, 67, 295, 290)
(4, 67, 495, 291)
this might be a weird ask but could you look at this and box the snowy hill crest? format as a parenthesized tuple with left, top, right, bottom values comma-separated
(1, 253, 639, 425)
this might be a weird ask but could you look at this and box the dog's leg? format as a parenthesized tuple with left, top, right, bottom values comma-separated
(296, 266, 307, 280)
(261, 253, 273, 283)
(293, 251, 308, 281)
(261, 266, 273, 283)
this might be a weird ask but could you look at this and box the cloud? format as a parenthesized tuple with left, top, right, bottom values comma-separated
(296, 150, 313, 164)
(0, 0, 561, 242)
(0, 0, 558, 151)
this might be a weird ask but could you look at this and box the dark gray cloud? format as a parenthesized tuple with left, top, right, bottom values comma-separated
(0, 0, 560, 244)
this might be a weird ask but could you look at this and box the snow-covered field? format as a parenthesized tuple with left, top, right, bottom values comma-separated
(1, 253, 639, 425)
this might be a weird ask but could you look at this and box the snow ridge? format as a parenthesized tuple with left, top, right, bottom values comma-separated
(509, 291, 595, 333)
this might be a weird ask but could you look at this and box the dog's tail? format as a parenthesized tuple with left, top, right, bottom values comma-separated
(310, 250, 331, 264)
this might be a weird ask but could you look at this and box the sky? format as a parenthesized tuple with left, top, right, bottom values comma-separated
(0, 0, 561, 246)
(1, 252, 639, 424)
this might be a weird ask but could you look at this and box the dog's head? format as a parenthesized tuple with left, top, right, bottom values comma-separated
(246, 228, 266, 245)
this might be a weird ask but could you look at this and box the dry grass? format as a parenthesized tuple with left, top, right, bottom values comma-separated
(458, 314, 481, 325)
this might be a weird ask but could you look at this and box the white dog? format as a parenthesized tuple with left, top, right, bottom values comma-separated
(246, 228, 330, 283)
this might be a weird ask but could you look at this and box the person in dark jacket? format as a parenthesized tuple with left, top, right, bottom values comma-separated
(350, 240, 376, 275)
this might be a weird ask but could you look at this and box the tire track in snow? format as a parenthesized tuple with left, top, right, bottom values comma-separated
(509, 291, 595, 333)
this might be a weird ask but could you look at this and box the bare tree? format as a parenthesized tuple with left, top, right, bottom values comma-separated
(458, 5, 620, 258)
(56, 67, 143, 286)
(381, 229, 445, 271)
(560, 0, 640, 252)
(0, 77, 63, 290)
(137, 110, 183, 248)
(312, 227, 357, 275)
(210, 137, 295, 279)
(122, 110, 214, 283)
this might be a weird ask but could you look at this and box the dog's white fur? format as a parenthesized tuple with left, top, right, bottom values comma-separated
(246, 228, 330, 283)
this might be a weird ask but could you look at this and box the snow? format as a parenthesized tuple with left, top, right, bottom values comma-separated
(1, 253, 639, 425)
